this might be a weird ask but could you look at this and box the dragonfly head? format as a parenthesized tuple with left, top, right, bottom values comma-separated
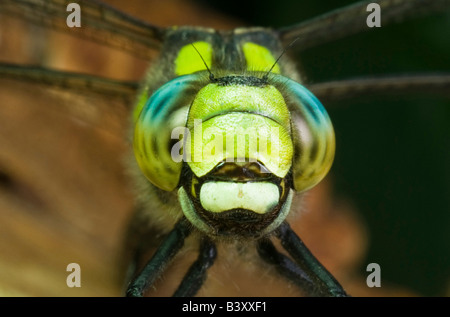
(133, 72, 334, 238)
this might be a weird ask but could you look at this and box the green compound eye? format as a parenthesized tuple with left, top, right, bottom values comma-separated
(133, 74, 201, 191)
(282, 78, 336, 192)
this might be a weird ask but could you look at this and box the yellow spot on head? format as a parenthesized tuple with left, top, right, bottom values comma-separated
(175, 41, 212, 76)
(242, 42, 280, 73)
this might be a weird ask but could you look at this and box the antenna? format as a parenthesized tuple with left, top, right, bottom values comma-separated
(262, 37, 301, 81)
(190, 43, 216, 82)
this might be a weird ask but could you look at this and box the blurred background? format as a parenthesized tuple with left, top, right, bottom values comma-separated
(0, 0, 448, 296)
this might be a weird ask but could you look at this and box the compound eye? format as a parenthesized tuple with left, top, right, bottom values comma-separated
(284, 79, 335, 192)
(133, 74, 200, 191)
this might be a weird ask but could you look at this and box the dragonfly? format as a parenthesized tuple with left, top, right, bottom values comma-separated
(0, 0, 449, 297)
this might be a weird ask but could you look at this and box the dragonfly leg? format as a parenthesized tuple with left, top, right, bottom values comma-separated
(257, 238, 322, 296)
(126, 217, 192, 297)
(173, 237, 217, 297)
(274, 221, 349, 297)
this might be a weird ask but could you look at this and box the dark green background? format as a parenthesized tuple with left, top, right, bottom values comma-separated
(196, 0, 450, 296)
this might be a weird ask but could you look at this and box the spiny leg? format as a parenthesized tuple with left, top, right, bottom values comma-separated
(274, 221, 348, 297)
(126, 217, 192, 297)
(173, 237, 217, 297)
(257, 239, 323, 296)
